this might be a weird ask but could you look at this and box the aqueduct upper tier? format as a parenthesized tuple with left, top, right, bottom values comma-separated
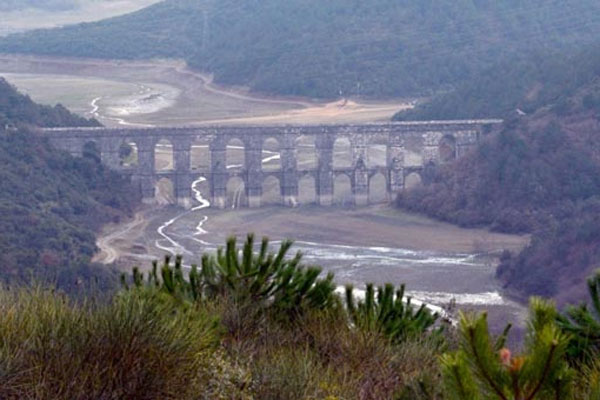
(43, 120, 502, 209)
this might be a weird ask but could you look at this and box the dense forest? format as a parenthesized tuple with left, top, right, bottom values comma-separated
(0, 77, 138, 292)
(395, 43, 600, 120)
(2, 0, 600, 99)
(397, 59, 600, 303)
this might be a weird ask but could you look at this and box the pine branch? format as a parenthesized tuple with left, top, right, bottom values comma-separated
(467, 326, 508, 400)
(525, 341, 558, 400)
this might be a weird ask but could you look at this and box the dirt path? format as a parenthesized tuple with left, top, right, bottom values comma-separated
(92, 211, 148, 264)
(171, 63, 315, 109)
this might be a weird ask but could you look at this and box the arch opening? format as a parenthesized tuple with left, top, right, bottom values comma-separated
(439, 135, 457, 163)
(226, 176, 246, 209)
(226, 139, 245, 172)
(367, 143, 387, 168)
(155, 177, 176, 205)
(333, 174, 353, 206)
(333, 137, 352, 169)
(155, 139, 174, 172)
(296, 135, 317, 170)
(82, 141, 100, 163)
(119, 139, 138, 167)
(191, 138, 211, 171)
(298, 175, 317, 205)
(404, 151, 423, 167)
(369, 173, 388, 204)
(261, 176, 282, 206)
(262, 138, 281, 171)
(404, 172, 422, 190)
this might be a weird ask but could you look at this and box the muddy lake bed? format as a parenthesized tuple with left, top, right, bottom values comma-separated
(99, 203, 530, 333)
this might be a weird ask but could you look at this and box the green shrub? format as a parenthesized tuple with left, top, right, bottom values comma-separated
(345, 283, 441, 343)
(441, 297, 573, 400)
(125, 234, 338, 318)
(557, 270, 600, 362)
(0, 286, 219, 399)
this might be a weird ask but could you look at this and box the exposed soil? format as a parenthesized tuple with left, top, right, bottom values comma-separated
(200, 206, 528, 254)
(0, 55, 412, 126)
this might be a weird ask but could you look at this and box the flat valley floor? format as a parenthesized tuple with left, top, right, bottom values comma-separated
(0, 55, 411, 127)
(95, 203, 530, 333)
(0, 54, 529, 332)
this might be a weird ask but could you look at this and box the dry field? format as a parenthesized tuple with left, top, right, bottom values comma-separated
(0, 55, 412, 127)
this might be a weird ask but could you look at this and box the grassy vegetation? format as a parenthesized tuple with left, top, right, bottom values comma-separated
(2, 0, 600, 99)
(2, 237, 600, 399)
(0, 286, 220, 399)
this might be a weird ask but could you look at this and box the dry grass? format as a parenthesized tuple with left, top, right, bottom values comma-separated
(0, 285, 443, 399)
(0, 286, 219, 399)
(210, 295, 444, 399)
(2, 283, 599, 399)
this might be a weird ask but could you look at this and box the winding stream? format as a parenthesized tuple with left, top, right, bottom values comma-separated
(80, 71, 525, 328)
(149, 162, 526, 329)
(88, 84, 160, 128)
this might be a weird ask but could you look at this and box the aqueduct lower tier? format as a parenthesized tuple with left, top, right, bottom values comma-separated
(43, 120, 501, 209)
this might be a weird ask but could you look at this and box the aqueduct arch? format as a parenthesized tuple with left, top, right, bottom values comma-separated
(45, 120, 501, 209)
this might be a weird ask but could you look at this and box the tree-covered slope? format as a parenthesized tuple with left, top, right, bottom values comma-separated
(2, 0, 600, 98)
(395, 43, 600, 120)
(0, 77, 100, 128)
(0, 77, 137, 291)
(397, 73, 600, 303)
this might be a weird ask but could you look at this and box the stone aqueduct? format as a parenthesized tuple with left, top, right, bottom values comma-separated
(43, 120, 501, 209)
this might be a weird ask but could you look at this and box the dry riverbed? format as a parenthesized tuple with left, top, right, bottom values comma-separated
(96, 203, 529, 333)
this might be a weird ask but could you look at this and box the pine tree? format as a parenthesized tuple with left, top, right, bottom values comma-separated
(441, 297, 573, 400)
(557, 270, 600, 362)
(344, 283, 441, 343)
(123, 234, 337, 316)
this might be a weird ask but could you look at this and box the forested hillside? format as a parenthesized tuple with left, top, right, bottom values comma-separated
(397, 69, 600, 304)
(0, 78, 100, 128)
(0, 77, 137, 292)
(395, 43, 600, 120)
(1, 0, 600, 98)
